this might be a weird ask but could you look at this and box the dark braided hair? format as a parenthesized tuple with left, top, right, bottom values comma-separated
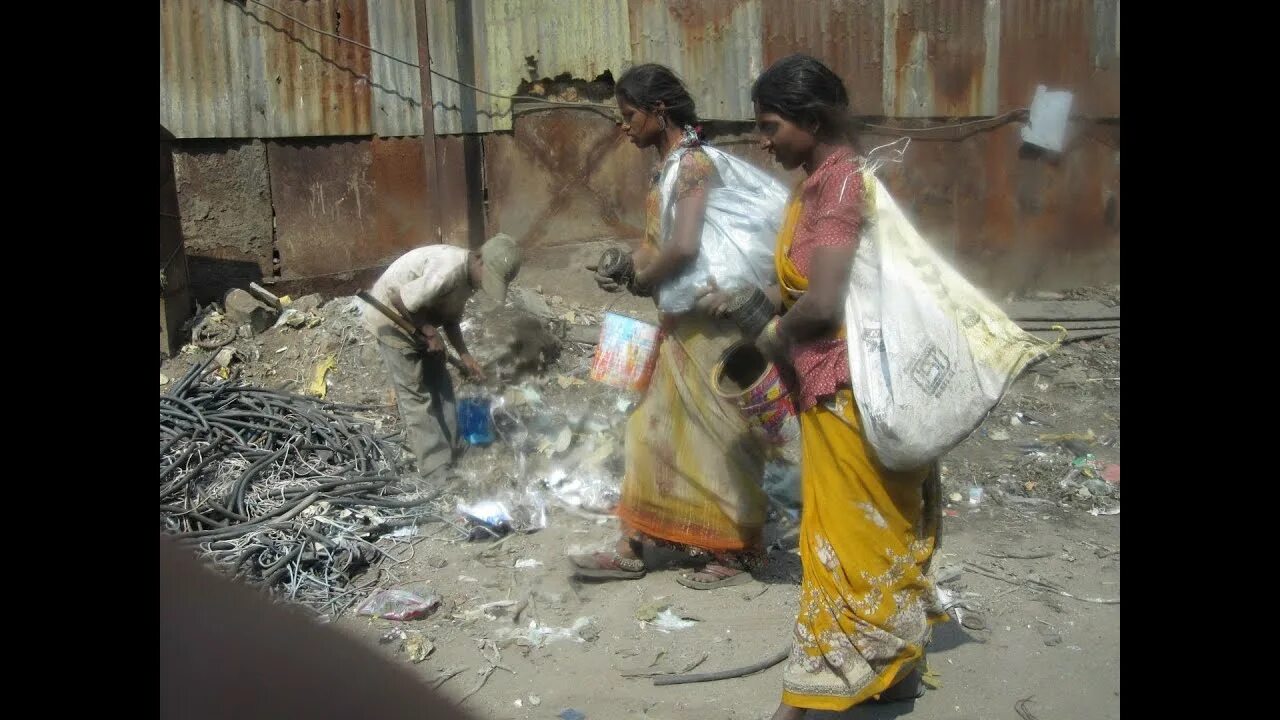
(615, 63, 699, 129)
(751, 54, 861, 142)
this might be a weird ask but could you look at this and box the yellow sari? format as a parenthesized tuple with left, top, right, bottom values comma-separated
(775, 192, 945, 711)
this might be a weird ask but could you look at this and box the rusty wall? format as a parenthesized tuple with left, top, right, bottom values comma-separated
(866, 121, 1119, 292)
(482, 111, 1118, 291)
(483, 109, 645, 250)
(172, 135, 451, 302)
(267, 137, 441, 279)
(161, 126, 193, 356)
(434, 135, 476, 247)
(172, 140, 276, 303)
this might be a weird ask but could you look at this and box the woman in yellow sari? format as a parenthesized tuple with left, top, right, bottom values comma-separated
(702, 54, 945, 717)
(569, 64, 773, 589)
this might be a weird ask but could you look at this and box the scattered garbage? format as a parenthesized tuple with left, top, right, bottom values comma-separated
(497, 618, 596, 647)
(968, 487, 984, 506)
(540, 467, 620, 515)
(558, 710, 586, 720)
(308, 355, 337, 398)
(639, 604, 700, 632)
(404, 631, 434, 663)
(357, 589, 442, 621)
(1102, 463, 1120, 486)
(514, 558, 543, 569)
(160, 368, 423, 615)
(457, 489, 548, 539)
(458, 395, 495, 446)
(574, 616, 601, 642)
(590, 313, 660, 392)
(457, 500, 516, 538)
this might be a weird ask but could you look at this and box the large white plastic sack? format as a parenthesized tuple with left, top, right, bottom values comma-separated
(654, 144, 789, 314)
(844, 170, 1052, 470)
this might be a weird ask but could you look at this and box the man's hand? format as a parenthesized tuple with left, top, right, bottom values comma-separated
(419, 325, 445, 353)
(460, 353, 486, 382)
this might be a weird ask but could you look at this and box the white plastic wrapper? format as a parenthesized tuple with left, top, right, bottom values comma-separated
(653, 143, 789, 314)
(843, 169, 1052, 470)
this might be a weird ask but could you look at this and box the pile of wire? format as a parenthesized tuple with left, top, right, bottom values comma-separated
(160, 356, 436, 615)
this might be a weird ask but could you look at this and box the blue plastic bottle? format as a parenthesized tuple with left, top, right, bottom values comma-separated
(458, 396, 494, 446)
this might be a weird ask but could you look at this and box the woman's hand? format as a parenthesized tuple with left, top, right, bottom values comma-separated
(695, 279, 734, 319)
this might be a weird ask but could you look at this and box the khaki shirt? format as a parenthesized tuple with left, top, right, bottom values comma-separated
(362, 245, 475, 340)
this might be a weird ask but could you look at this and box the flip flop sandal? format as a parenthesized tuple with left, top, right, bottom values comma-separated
(676, 563, 754, 590)
(569, 552, 646, 580)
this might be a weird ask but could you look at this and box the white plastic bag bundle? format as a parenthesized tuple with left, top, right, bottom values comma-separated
(844, 170, 1052, 471)
(654, 143, 789, 314)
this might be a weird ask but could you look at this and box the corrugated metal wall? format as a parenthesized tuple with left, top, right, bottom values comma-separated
(427, 0, 631, 134)
(161, 0, 1120, 138)
(160, 0, 419, 138)
(628, 0, 764, 122)
(162, 0, 1119, 293)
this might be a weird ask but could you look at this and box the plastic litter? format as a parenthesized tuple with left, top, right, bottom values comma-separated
(651, 608, 699, 631)
(541, 467, 620, 515)
(558, 710, 586, 720)
(590, 313, 660, 392)
(458, 395, 494, 446)
(457, 494, 547, 538)
(1021, 85, 1074, 153)
(357, 589, 442, 621)
(968, 487, 984, 506)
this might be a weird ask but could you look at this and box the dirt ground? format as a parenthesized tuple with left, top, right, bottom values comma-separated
(162, 249, 1119, 720)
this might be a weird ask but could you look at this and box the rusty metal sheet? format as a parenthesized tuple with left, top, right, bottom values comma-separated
(881, 0, 1001, 117)
(368, 0, 427, 137)
(763, 0, 887, 115)
(267, 139, 379, 279)
(483, 109, 644, 251)
(628, 0, 764, 121)
(999, 0, 1119, 117)
(483, 111, 801, 254)
(268, 138, 439, 279)
(160, 0, 374, 139)
(433, 135, 477, 246)
(161, 126, 193, 356)
(868, 121, 1120, 291)
(428, 0, 630, 134)
(171, 139, 276, 302)
(370, 137, 436, 252)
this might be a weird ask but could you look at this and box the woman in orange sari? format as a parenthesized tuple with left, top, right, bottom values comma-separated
(703, 54, 945, 717)
(569, 64, 773, 589)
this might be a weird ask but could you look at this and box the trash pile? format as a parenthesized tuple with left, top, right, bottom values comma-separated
(159, 355, 439, 615)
